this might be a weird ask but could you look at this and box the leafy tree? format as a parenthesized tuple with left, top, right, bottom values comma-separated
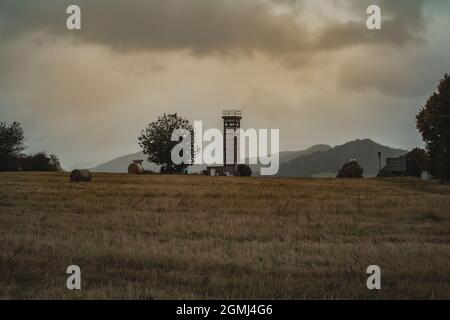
(237, 164, 252, 177)
(0, 121, 25, 171)
(49, 154, 62, 171)
(337, 160, 363, 178)
(20, 152, 61, 171)
(405, 148, 427, 178)
(417, 74, 450, 182)
(138, 113, 194, 173)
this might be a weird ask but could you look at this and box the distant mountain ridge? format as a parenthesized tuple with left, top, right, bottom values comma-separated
(91, 151, 207, 173)
(91, 151, 151, 173)
(91, 139, 408, 177)
(249, 144, 332, 175)
(278, 139, 408, 177)
(91, 145, 332, 174)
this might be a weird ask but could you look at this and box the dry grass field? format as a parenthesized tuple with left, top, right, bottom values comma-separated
(0, 172, 449, 299)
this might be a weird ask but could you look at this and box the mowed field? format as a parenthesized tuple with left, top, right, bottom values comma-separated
(0, 172, 449, 299)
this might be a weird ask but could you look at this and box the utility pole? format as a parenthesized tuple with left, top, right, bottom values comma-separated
(377, 152, 382, 173)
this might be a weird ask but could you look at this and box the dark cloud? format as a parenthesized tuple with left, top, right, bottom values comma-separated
(316, 0, 427, 49)
(334, 0, 450, 97)
(0, 0, 429, 58)
(0, 0, 310, 57)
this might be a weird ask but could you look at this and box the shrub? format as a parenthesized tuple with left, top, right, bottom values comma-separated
(337, 160, 363, 178)
(20, 152, 61, 171)
(237, 164, 252, 177)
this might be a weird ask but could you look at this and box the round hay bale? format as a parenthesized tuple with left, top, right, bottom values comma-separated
(128, 162, 144, 174)
(70, 169, 92, 182)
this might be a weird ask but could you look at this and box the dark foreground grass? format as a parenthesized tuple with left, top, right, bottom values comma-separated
(0, 172, 449, 299)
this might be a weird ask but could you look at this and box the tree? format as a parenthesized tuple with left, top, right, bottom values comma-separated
(337, 160, 364, 178)
(20, 152, 61, 171)
(138, 113, 194, 173)
(405, 148, 427, 178)
(417, 74, 450, 182)
(48, 154, 62, 171)
(237, 164, 252, 177)
(0, 121, 25, 171)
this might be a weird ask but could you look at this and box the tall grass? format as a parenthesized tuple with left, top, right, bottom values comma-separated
(0, 172, 449, 299)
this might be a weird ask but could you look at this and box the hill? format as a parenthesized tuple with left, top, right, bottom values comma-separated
(91, 151, 158, 173)
(278, 139, 408, 177)
(91, 139, 406, 177)
(91, 144, 332, 174)
(91, 151, 206, 174)
(249, 144, 332, 175)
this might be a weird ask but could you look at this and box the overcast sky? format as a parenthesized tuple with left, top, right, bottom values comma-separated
(1, 0, 449, 169)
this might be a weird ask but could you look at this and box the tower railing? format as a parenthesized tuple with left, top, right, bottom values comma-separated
(222, 110, 242, 118)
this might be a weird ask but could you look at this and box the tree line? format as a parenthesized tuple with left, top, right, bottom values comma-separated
(0, 122, 61, 172)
